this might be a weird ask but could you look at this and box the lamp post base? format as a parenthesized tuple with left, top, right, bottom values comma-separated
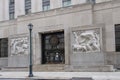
(28, 65, 34, 77)
(28, 74, 34, 77)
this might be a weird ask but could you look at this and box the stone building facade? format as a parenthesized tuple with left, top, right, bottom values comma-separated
(0, 0, 120, 71)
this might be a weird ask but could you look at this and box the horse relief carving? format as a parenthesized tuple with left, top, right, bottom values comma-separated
(72, 29, 100, 52)
(11, 37, 29, 55)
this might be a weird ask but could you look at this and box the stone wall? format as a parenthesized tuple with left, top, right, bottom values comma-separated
(0, 1, 119, 71)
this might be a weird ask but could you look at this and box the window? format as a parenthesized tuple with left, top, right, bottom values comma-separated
(42, 0, 50, 11)
(62, 0, 71, 7)
(0, 38, 8, 57)
(115, 24, 120, 52)
(9, 0, 15, 20)
(9, 0, 14, 4)
(9, 12, 14, 20)
(25, 0, 31, 14)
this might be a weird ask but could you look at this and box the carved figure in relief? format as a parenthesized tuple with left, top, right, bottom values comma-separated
(72, 29, 100, 52)
(11, 37, 28, 55)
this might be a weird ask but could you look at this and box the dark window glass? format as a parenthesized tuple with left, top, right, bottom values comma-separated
(9, 0, 14, 20)
(0, 38, 8, 57)
(9, 12, 14, 20)
(87, 0, 96, 3)
(41, 31, 65, 64)
(25, 0, 31, 14)
(42, 0, 50, 11)
(9, 0, 14, 4)
(115, 24, 120, 52)
(62, 0, 71, 7)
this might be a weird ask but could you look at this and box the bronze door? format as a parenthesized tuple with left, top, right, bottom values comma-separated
(42, 31, 64, 64)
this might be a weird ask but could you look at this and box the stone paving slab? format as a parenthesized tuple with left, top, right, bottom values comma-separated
(0, 78, 26, 80)
(0, 78, 68, 80)
(1, 79, 92, 80)
(0, 72, 119, 80)
(72, 77, 93, 80)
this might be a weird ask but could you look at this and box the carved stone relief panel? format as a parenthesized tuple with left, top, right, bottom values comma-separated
(10, 37, 29, 56)
(72, 28, 101, 53)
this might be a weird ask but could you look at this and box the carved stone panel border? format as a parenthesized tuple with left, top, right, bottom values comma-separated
(71, 25, 103, 54)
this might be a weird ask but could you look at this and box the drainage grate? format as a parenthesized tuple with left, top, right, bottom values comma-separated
(72, 77, 93, 80)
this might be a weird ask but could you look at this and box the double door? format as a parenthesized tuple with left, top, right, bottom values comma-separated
(42, 31, 65, 64)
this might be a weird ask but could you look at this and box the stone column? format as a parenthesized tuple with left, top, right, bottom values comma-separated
(15, 0, 25, 18)
(4, 0, 9, 20)
(72, 0, 86, 5)
(50, 0, 62, 9)
(31, 0, 42, 13)
(0, 0, 9, 21)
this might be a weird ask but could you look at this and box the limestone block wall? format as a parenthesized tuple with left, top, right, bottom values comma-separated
(0, 1, 120, 70)
(0, 0, 88, 21)
(0, 0, 113, 21)
(5, 3, 93, 67)
(93, 0, 120, 68)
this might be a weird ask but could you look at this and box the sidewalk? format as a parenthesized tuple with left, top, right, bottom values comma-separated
(0, 72, 120, 80)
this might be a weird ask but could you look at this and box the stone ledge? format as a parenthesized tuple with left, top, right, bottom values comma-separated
(65, 65, 115, 72)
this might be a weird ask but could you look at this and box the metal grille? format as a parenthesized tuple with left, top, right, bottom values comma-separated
(115, 24, 120, 52)
(0, 38, 8, 57)
(62, 0, 71, 7)
(9, 0, 14, 20)
(42, 0, 50, 11)
(86, 0, 96, 4)
(42, 31, 65, 64)
(25, 0, 31, 14)
(62, 0, 71, 2)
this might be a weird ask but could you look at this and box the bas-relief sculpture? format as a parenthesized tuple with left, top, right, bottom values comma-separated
(10, 37, 29, 55)
(72, 29, 100, 53)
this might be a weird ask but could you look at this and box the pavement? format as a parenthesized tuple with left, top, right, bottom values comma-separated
(0, 72, 120, 80)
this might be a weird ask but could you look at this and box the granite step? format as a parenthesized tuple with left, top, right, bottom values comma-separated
(33, 64, 65, 72)
(1, 67, 28, 71)
(65, 65, 115, 72)
(0, 79, 24, 80)
(1, 64, 65, 72)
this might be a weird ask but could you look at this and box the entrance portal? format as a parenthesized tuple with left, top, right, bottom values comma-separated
(42, 31, 64, 64)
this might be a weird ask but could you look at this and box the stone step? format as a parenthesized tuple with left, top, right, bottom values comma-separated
(25, 79, 72, 80)
(0, 79, 24, 80)
(65, 65, 115, 72)
(1, 67, 28, 71)
(1, 65, 115, 72)
(0, 78, 69, 80)
(1, 64, 65, 72)
(33, 64, 65, 72)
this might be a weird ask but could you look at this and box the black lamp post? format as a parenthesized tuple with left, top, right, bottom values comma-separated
(28, 23, 34, 77)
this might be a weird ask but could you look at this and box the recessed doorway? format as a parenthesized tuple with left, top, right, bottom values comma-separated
(41, 31, 64, 64)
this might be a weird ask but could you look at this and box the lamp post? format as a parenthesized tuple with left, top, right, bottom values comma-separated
(28, 23, 34, 77)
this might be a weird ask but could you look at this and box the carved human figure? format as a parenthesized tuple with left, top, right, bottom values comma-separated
(11, 37, 28, 55)
(72, 29, 100, 52)
(55, 52, 60, 62)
